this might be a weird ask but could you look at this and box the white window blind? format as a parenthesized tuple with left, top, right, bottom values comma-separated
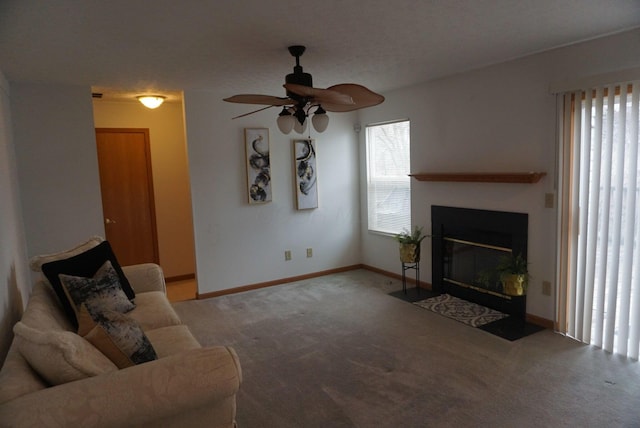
(559, 82, 640, 359)
(366, 120, 411, 235)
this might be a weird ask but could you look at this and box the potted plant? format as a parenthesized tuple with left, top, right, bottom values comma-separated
(497, 253, 529, 296)
(395, 226, 428, 263)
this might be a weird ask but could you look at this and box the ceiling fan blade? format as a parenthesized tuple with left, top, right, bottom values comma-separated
(283, 83, 354, 106)
(231, 105, 277, 119)
(223, 94, 294, 106)
(322, 84, 385, 112)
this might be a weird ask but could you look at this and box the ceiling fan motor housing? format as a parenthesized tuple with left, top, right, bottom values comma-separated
(285, 70, 313, 87)
(286, 70, 312, 87)
(285, 45, 312, 100)
(285, 71, 312, 100)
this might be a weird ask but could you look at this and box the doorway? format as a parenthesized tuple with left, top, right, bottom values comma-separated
(91, 96, 198, 301)
(95, 128, 159, 266)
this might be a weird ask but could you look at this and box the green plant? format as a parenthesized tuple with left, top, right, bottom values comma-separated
(395, 226, 428, 245)
(476, 268, 501, 291)
(497, 253, 529, 276)
(497, 253, 530, 294)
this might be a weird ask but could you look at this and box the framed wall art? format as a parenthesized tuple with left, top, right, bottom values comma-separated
(245, 128, 271, 204)
(293, 138, 318, 210)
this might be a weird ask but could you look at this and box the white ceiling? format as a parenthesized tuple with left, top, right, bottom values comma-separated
(0, 0, 639, 103)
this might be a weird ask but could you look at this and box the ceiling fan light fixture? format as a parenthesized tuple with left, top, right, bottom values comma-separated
(311, 106, 329, 133)
(277, 108, 295, 134)
(294, 117, 307, 134)
(137, 95, 166, 109)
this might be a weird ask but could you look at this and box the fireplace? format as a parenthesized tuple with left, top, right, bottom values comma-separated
(431, 206, 528, 320)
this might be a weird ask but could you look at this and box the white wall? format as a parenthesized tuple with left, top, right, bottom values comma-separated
(358, 28, 640, 320)
(11, 83, 105, 259)
(92, 100, 196, 279)
(0, 71, 30, 362)
(184, 90, 361, 293)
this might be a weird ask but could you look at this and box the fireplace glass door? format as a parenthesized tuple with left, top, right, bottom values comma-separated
(443, 238, 511, 295)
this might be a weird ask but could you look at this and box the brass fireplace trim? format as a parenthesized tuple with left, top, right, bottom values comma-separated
(443, 277, 513, 300)
(444, 237, 512, 253)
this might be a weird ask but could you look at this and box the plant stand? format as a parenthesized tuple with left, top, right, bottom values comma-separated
(402, 261, 420, 294)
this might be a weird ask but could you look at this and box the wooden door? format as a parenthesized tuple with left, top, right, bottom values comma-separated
(95, 128, 159, 266)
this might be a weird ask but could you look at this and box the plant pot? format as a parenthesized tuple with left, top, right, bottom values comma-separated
(399, 243, 420, 263)
(502, 274, 526, 296)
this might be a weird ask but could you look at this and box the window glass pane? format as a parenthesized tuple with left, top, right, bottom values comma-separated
(366, 120, 411, 234)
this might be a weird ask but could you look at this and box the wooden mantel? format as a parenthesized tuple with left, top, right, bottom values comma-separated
(409, 172, 547, 184)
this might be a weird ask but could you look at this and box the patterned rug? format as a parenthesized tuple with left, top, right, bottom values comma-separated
(414, 294, 509, 328)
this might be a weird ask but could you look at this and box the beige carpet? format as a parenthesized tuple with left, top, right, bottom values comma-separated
(173, 269, 640, 428)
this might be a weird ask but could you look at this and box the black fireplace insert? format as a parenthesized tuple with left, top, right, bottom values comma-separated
(431, 205, 528, 319)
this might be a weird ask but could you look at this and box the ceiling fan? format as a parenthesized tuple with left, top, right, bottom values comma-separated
(223, 45, 385, 134)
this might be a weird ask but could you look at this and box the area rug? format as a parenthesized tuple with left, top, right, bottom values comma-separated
(414, 293, 509, 328)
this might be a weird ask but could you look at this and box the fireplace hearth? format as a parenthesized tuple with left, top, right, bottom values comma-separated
(431, 205, 528, 320)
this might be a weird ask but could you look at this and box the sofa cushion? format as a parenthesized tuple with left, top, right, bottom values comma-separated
(127, 291, 182, 331)
(13, 321, 117, 386)
(41, 240, 135, 326)
(59, 260, 135, 320)
(20, 282, 75, 332)
(122, 263, 167, 294)
(145, 325, 201, 358)
(79, 305, 158, 368)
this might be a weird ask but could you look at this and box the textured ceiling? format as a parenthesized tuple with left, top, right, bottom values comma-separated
(0, 0, 639, 103)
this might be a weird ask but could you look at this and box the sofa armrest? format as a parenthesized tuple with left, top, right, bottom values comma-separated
(122, 263, 166, 294)
(0, 346, 242, 428)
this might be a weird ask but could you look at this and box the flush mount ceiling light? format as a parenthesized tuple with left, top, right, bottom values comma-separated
(137, 95, 166, 109)
(224, 45, 384, 134)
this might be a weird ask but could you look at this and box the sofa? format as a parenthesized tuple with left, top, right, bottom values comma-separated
(0, 258, 242, 427)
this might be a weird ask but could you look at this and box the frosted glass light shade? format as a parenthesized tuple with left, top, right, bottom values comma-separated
(137, 95, 166, 109)
(294, 118, 307, 134)
(312, 111, 329, 133)
(277, 111, 295, 134)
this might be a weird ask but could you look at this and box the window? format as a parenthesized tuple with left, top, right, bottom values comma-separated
(366, 120, 411, 234)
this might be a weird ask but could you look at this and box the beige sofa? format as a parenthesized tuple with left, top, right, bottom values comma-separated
(0, 263, 242, 428)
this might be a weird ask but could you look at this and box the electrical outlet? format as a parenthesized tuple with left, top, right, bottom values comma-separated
(306, 248, 313, 258)
(545, 193, 555, 209)
(542, 280, 552, 296)
(285, 250, 292, 261)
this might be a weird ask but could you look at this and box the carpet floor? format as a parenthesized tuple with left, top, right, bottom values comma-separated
(173, 269, 640, 428)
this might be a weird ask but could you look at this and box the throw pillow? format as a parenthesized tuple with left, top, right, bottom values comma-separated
(41, 241, 135, 326)
(29, 236, 104, 272)
(78, 305, 158, 369)
(13, 321, 117, 386)
(59, 260, 136, 321)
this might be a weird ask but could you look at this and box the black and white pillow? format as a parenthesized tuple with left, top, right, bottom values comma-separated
(59, 260, 135, 318)
(41, 240, 135, 326)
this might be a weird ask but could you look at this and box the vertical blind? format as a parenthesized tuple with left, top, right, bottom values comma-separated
(366, 120, 411, 235)
(559, 81, 640, 359)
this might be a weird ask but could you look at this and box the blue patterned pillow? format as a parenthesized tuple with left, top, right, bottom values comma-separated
(59, 260, 135, 319)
